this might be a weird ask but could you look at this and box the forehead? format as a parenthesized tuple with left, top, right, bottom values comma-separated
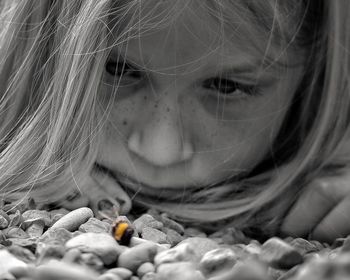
(109, 0, 305, 71)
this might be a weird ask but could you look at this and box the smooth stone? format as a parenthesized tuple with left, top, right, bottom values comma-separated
(7, 238, 36, 252)
(159, 214, 185, 235)
(209, 227, 249, 245)
(137, 262, 155, 278)
(4, 227, 29, 239)
(0, 216, 9, 230)
(199, 248, 237, 278)
(25, 219, 45, 238)
(260, 237, 304, 269)
(154, 242, 199, 267)
(36, 244, 65, 265)
(98, 273, 123, 280)
(33, 259, 98, 280)
(141, 227, 168, 244)
(7, 245, 36, 264)
(38, 227, 73, 246)
(164, 228, 184, 247)
(8, 211, 22, 227)
(65, 232, 123, 265)
(107, 267, 133, 279)
(341, 235, 350, 252)
(289, 238, 318, 256)
(22, 210, 51, 227)
(243, 241, 262, 256)
(176, 237, 220, 259)
(208, 259, 270, 280)
(0, 250, 27, 275)
(62, 248, 82, 263)
(157, 262, 205, 280)
(79, 218, 111, 234)
(183, 227, 207, 238)
(133, 214, 163, 234)
(50, 207, 93, 231)
(118, 242, 159, 273)
(79, 252, 104, 272)
(129, 237, 171, 252)
(141, 272, 157, 280)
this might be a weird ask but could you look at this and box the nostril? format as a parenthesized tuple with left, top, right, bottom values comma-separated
(97, 199, 114, 211)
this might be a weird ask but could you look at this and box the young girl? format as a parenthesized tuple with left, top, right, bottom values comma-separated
(0, 0, 349, 244)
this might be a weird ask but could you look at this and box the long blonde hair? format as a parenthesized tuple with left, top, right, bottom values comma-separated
(0, 0, 349, 237)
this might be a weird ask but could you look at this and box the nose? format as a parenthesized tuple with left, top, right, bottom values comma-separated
(127, 93, 193, 167)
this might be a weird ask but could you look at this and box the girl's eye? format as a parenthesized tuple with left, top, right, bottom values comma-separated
(105, 61, 142, 80)
(202, 77, 257, 96)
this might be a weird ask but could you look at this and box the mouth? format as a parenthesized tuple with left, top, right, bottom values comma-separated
(94, 163, 191, 201)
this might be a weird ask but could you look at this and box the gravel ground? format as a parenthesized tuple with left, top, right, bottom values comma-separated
(0, 199, 349, 280)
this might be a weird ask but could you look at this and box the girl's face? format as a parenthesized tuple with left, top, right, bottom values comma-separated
(96, 3, 305, 197)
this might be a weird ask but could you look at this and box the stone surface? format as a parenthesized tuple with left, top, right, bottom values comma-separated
(199, 248, 237, 278)
(4, 227, 29, 239)
(176, 237, 220, 260)
(141, 227, 168, 244)
(79, 218, 111, 234)
(159, 214, 185, 235)
(107, 267, 133, 279)
(164, 228, 184, 247)
(260, 237, 304, 269)
(154, 242, 199, 267)
(118, 242, 159, 273)
(157, 262, 205, 280)
(133, 214, 163, 234)
(137, 262, 155, 278)
(0, 250, 27, 276)
(50, 207, 93, 231)
(7, 245, 36, 264)
(38, 227, 73, 246)
(65, 232, 123, 265)
(289, 238, 318, 256)
(22, 210, 51, 227)
(79, 252, 104, 272)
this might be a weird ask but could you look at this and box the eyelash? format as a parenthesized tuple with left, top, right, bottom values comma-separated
(105, 60, 262, 97)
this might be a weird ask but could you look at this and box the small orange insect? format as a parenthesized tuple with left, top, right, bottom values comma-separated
(98, 206, 135, 246)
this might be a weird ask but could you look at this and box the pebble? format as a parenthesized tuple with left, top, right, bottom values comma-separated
(0, 218, 8, 232)
(8, 210, 22, 227)
(164, 228, 184, 247)
(107, 267, 133, 279)
(177, 237, 220, 259)
(154, 242, 199, 267)
(141, 227, 168, 244)
(24, 219, 45, 238)
(157, 262, 205, 280)
(0, 250, 27, 275)
(98, 273, 123, 280)
(79, 217, 111, 234)
(21, 210, 51, 227)
(184, 227, 207, 238)
(4, 227, 29, 239)
(6, 245, 36, 264)
(38, 227, 73, 246)
(159, 213, 185, 235)
(65, 232, 123, 265)
(289, 238, 318, 256)
(137, 262, 155, 278)
(50, 207, 93, 231)
(36, 244, 66, 264)
(79, 252, 105, 272)
(199, 248, 237, 278)
(141, 272, 157, 280)
(133, 214, 163, 234)
(32, 259, 99, 280)
(260, 237, 304, 269)
(118, 242, 158, 273)
(209, 259, 270, 280)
